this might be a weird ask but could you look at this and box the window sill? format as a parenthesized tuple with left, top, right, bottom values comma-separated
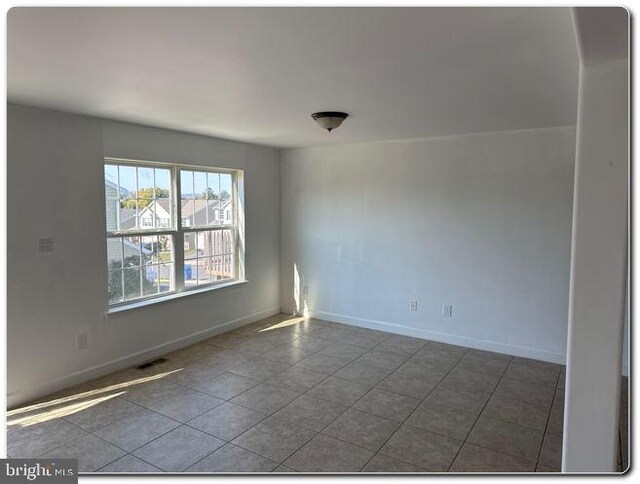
(106, 279, 249, 316)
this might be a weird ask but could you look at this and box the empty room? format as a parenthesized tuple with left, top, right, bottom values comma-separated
(4, 5, 629, 476)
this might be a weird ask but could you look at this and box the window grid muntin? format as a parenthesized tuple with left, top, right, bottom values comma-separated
(105, 158, 239, 308)
(183, 228, 236, 287)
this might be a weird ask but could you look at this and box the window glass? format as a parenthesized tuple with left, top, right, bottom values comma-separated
(105, 161, 239, 307)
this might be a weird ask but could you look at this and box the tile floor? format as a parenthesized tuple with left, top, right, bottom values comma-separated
(6, 314, 628, 473)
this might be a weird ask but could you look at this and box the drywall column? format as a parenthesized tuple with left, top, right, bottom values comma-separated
(563, 8, 628, 472)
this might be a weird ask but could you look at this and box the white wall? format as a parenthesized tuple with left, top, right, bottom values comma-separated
(7, 104, 281, 407)
(281, 127, 575, 363)
(562, 8, 628, 472)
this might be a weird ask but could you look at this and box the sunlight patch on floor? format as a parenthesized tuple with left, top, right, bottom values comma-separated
(7, 368, 184, 427)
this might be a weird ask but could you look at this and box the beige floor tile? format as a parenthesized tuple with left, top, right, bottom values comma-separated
(119, 379, 185, 407)
(362, 453, 428, 472)
(232, 415, 316, 462)
(406, 401, 477, 440)
(450, 443, 535, 472)
(481, 393, 550, 431)
(87, 368, 145, 390)
(63, 396, 142, 432)
(196, 348, 255, 371)
(503, 361, 560, 387)
(319, 342, 368, 361)
(227, 357, 290, 380)
(438, 367, 500, 395)
(284, 434, 374, 472)
(42, 434, 126, 472)
(145, 387, 224, 422)
(94, 408, 180, 451)
(375, 336, 426, 356)
(272, 464, 299, 472)
(395, 360, 449, 380)
(339, 332, 390, 349)
(10, 315, 575, 474)
(98, 454, 163, 473)
(408, 348, 460, 370)
(466, 415, 543, 461)
(333, 360, 393, 386)
(261, 344, 316, 365)
(191, 372, 260, 399)
(188, 401, 266, 440)
(456, 352, 511, 376)
(292, 352, 353, 374)
(163, 362, 224, 386)
(133, 425, 225, 471)
(265, 366, 328, 392)
(231, 383, 300, 415)
(289, 335, 334, 353)
(536, 463, 561, 472)
(232, 337, 283, 356)
(270, 395, 347, 432)
(306, 376, 372, 406)
(187, 443, 278, 472)
(538, 431, 562, 469)
(323, 408, 399, 451)
(426, 341, 467, 358)
(380, 424, 462, 471)
(7, 418, 88, 458)
(354, 350, 409, 371)
(353, 388, 420, 422)
(376, 371, 441, 399)
(424, 386, 490, 416)
(493, 378, 555, 409)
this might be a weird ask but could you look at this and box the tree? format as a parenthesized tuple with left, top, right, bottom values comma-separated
(202, 188, 219, 200)
(107, 256, 156, 303)
(119, 188, 170, 209)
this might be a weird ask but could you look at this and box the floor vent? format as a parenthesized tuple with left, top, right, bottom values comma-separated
(137, 358, 167, 370)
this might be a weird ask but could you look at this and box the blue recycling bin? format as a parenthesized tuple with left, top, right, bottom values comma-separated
(146, 266, 157, 282)
(184, 265, 193, 280)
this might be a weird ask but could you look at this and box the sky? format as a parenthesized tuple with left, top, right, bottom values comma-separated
(105, 164, 232, 199)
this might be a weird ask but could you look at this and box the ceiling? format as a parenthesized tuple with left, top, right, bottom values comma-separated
(8, 7, 579, 148)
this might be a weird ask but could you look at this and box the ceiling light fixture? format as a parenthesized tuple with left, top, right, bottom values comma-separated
(311, 111, 349, 132)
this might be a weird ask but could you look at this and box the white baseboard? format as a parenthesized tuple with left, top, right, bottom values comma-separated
(8, 306, 281, 408)
(308, 309, 567, 365)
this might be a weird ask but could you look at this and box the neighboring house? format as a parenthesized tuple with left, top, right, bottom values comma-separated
(105, 179, 135, 231)
(105, 178, 232, 233)
(138, 198, 232, 229)
(137, 198, 232, 252)
(106, 237, 153, 268)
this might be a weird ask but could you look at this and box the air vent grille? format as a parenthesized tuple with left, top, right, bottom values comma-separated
(137, 358, 167, 370)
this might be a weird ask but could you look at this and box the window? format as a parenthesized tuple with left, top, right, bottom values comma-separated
(104, 159, 242, 307)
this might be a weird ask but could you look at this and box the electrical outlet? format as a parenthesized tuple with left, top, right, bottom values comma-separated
(443, 304, 453, 317)
(303, 286, 309, 297)
(409, 300, 418, 311)
(76, 333, 89, 350)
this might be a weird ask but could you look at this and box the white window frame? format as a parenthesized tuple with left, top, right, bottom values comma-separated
(104, 157, 244, 310)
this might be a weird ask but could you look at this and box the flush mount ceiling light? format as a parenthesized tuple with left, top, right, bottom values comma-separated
(311, 111, 349, 132)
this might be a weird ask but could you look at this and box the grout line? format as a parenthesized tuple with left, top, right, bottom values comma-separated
(445, 355, 512, 471)
(533, 369, 562, 471)
(357, 342, 467, 471)
(13, 317, 563, 474)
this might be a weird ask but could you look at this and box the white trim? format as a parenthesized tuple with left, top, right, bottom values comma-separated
(104, 159, 244, 310)
(7, 306, 280, 408)
(305, 308, 567, 365)
(106, 279, 248, 315)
